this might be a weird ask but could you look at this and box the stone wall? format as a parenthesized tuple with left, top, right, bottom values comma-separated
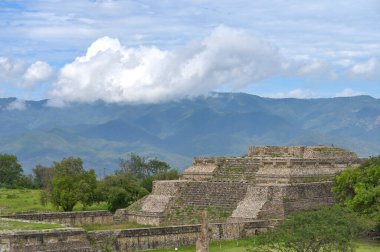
(257, 182, 336, 220)
(248, 146, 305, 157)
(121, 181, 250, 226)
(0, 229, 94, 252)
(119, 145, 362, 226)
(230, 182, 337, 221)
(0, 220, 273, 252)
(248, 145, 358, 160)
(1, 210, 113, 226)
(255, 158, 361, 184)
(183, 157, 260, 182)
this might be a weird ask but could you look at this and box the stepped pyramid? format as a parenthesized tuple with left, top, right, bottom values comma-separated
(116, 145, 361, 225)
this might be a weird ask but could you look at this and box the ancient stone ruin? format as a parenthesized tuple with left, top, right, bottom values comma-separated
(116, 145, 361, 226)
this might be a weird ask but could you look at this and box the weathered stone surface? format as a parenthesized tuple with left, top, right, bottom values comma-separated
(0, 229, 95, 252)
(196, 211, 211, 252)
(1, 210, 113, 226)
(124, 145, 362, 226)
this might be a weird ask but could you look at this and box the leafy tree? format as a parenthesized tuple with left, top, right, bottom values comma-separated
(32, 165, 55, 188)
(248, 206, 365, 252)
(119, 153, 148, 179)
(0, 154, 23, 188)
(140, 169, 179, 192)
(146, 159, 171, 176)
(333, 156, 380, 231)
(34, 165, 56, 205)
(99, 172, 148, 212)
(15, 174, 36, 189)
(119, 153, 171, 179)
(48, 157, 98, 211)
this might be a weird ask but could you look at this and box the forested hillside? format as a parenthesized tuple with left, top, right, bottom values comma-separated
(1, 93, 379, 173)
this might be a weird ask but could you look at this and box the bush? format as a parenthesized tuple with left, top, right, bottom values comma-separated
(248, 206, 366, 252)
(333, 156, 380, 232)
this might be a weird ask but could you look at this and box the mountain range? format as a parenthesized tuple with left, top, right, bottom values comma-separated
(1, 93, 380, 175)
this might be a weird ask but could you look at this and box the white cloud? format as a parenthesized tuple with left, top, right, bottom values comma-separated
(297, 61, 324, 75)
(349, 58, 380, 79)
(6, 99, 27, 111)
(22, 61, 53, 87)
(48, 26, 286, 105)
(269, 89, 316, 99)
(335, 88, 364, 97)
(0, 57, 25, 81)
(0, 57, 53, 88)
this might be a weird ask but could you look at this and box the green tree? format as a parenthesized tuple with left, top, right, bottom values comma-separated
(333, 156, 380, 231)
(119, 153, 148, 179)
(99, 172, 148, 212)
(140, 169, 179, 192)
(0, 154, 23, 188)
(248, 207, 364, 252)
(32, 165, 55, 188)
(49, 157, 97, 211)
(119, 153, 171, 179)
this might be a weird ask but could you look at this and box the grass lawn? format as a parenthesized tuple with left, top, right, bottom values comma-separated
(148, 238, 380, 252)
(80, 221, 150, 231)
(0, 189, 108, 215)
(0, 218, 63, 230)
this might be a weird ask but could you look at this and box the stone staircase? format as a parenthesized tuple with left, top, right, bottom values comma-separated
(229, 185, 269, 221)
(212, 159, 260, 182)
(181, 181, 249, 207)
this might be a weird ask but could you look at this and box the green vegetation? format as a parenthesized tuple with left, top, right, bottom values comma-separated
(247, 206, 365, 252)
(0, 153, 177, 214)
(95, 153, 179, 212)
(48, 157, 98, 211)
(0, 189, 107, 215)
(0, 154, 34, 188)
(98, 172, 149, 212)
(80, 221, 149, 231)
(313, 146, 345, 152)
(333, 156, 380, 232)
(0, 218, 63, 230)
(120, 153, 179, 192)
(146, 238, 380, 252)
(0, 189, 54, 214)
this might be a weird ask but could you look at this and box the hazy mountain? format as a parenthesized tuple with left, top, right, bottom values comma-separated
(1, 93, 379, 175)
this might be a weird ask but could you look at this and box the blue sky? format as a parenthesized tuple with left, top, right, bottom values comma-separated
(0, 0, 379, 104)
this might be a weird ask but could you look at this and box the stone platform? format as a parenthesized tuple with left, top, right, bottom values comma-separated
(117, 145, 361, 225)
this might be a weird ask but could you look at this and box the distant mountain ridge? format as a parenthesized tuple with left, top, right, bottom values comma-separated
(1, 93, 379, 174)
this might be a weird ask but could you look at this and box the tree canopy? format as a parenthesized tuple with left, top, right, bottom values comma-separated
(49, 157, 97, 211)
(98, 172, 148, 212)
(248, 206, 365, 252)
(333, 156, 380, 231)
(119, 153, 171, 179)
(0, 154, 27, 188)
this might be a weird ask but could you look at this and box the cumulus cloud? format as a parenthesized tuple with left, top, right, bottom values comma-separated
(0, 57, 25, 81)
(335, 88, 364, 97)
(349, 58, 380, 80)
(0, 57, 53, 88)
(6, 99, 27, 111)
(22, 61, 53, 88)
(48, 26, 287, 105)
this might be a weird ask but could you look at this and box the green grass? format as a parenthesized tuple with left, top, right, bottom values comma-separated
(0, 189, 108, 215)
(356, 239, 380, 252)
(80, 221, 150, 231)
(0, 218, 63, 230)
(148, 238, 380, 252)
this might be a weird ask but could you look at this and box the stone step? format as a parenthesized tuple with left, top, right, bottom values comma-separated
(231, 186, 269, 219)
